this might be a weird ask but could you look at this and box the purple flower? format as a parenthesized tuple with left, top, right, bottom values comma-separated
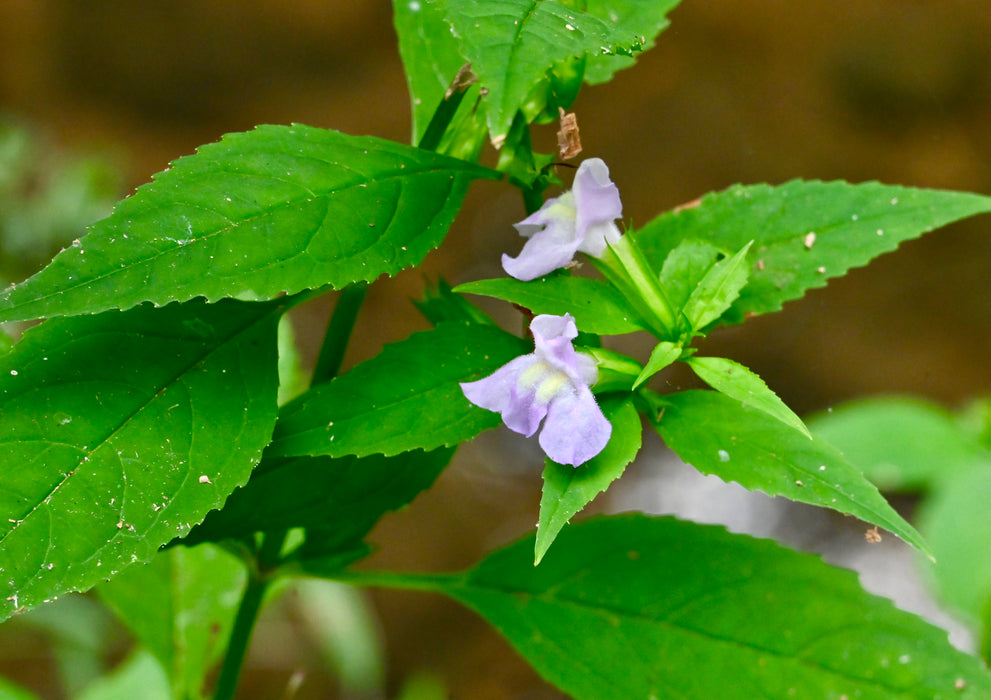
(460, 314, 611, 466)
(502, 158, 623, 281)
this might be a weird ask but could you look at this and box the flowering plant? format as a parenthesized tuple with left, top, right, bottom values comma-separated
(0, 2, 988, 699)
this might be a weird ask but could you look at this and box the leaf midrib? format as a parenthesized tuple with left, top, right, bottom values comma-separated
(450, 576, 930, 698)
(0, 303, 282, 559)
(0, 163, 471, 318)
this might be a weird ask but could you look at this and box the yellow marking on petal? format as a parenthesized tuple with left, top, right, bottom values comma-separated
(545, 192, 576, 222)
(519, 360, 552, 389)
(535, 373, 569, 403)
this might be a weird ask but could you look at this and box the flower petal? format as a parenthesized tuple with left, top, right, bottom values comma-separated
(460, 355, 546, 436)
(501, 223, 582, 281)
(576, 220, 622, 257)
(532, 314, 598, 388)
(538, 386, 612, 466)
(573, 158, 623, 241)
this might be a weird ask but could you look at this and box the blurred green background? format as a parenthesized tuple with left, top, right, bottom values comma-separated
(0, 2, 987, 698)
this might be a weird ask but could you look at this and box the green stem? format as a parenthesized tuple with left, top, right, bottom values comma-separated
(213, 530, 288, 700)
(418, 89, 467, 152)
(522, 184, 546, 215)
(417, 63, 475, 152)
(312, 282, 368, 385)
(327, 567, 457, 594)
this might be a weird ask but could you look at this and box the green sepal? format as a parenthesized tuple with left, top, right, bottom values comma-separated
(593, 232, 677, 338)
(583, 346, 642, 393)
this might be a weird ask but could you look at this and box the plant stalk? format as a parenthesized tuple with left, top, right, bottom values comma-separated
(213, 530, 288, 700)
(312, 282, 368, 385)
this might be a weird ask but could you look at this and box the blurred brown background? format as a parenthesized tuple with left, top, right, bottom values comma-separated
(0, 1, 988, 698)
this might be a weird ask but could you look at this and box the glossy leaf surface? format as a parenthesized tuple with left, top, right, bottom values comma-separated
(638, 180, 991, 321)
(680, 240, 752, 331)
(656, 390, 929, 556)
(185, 447, 454, 552)
(633, 340, 680, 388)
(268, 322, 528, 459)
(0, 299, 281, 620)
(686, 356, 809, 437)
(456, 275, 646, 335)
(0, 125, 495, 322)
(536, 398, 640, 564)
(581, 0, 681, 84)
(433, 515, 990, 699)
(657, 239, 726, 317)
(441, 0, 651, 141)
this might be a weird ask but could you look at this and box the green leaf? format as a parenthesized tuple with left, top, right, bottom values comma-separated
(0, 299, 281, 621)
(536, 398, 640, 564)
(440, 0, 650, 142)
(686, 356, 810, 437)
(184, 448, 454, 552)
(456, 274, 647, 335)
(638, 180, 991, 321)
(656, 390, 930, 556)
(0, 328, 13, 356)
(581, 0, 681, 84)
(393, 0, 471, 145)
(268, 322, 528, 459)
(432, 515, 990, 700)
(97, 544, 244, 700)
(681, 240, 752, 331)
(76, 650, 171, 700)
(632, 340, 680, 389)
(414, 278, 496, 326)
(657, 239, 726, 314)
(0, 125, 496, 323)
(807, 396, 988, 491)
(917, 462, 991, 633)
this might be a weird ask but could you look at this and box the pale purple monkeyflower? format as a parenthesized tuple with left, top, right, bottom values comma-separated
(502, 158, 623, 281)
(460, 314, 611, 467)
